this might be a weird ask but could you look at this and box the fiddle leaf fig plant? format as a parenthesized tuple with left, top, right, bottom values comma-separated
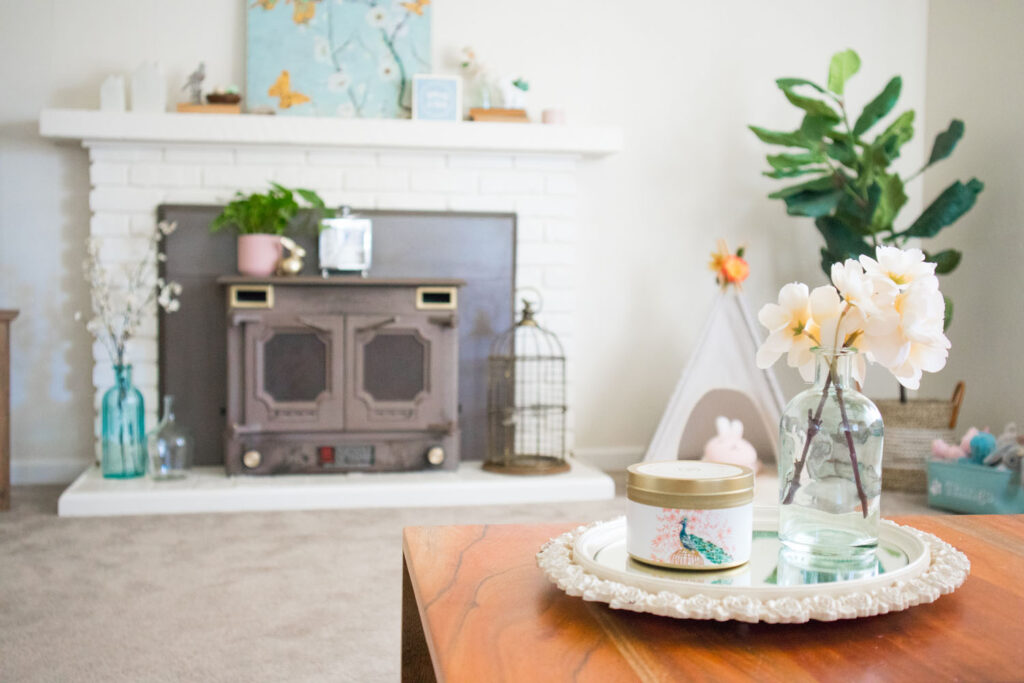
(211, 182, 333, 236)
(751, 48, 983, 328)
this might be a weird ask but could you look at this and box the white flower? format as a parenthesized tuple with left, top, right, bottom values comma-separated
(378, 61, 399, 81)
(860, 246, 936, 296)
(808, 285, 867, 383)
(313, 35, 332, 64)
(366, 6, 388, 27)
(861, 277, 949, 389)
(335, 102, 356, 117)
(756, 283, 818, 380)
(327, 70, 350, 91)
(830, 258, 883, 317)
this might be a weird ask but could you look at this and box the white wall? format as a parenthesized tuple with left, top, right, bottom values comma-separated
(919, 0, 1024, 431)
(0, 0, 932, 482)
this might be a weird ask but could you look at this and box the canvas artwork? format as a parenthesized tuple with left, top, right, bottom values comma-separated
(246, 0, 432, 118)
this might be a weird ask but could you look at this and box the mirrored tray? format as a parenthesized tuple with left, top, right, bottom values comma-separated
(537, 511, 970, 623)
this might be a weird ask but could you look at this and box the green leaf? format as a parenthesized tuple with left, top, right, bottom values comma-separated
(870, 174, 908, 233)
(902, 178, 984, 238)
(749, 125, 813, 149)
(872, 110, 915, 163)
(776, 77, 828, 94)
(825, 139, 858, 166)
(927, 119, 965, 166)
(925, 249, 963, 275)
(799, 114, 836, 141)
(816, 216, 873, 263)
(943, 296, 953, 331)
(767, 175, 837, 199)
(784, 188, 843, 217)
(763, 167, 829, 179)
(853, 76, 902, 136)
(766, 151, 825, 170)
(782, 87, 841, 122)
(828, 49, 861, 95)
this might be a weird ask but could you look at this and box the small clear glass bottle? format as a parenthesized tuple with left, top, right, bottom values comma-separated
(777, 348, 884, 557)
(147, 396, 193, 480)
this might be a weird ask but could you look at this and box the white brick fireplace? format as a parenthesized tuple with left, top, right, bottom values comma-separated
(40, 110, 622, 455)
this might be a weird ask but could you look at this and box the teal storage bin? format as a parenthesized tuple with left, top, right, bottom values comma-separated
(927, 460, 1024, 514)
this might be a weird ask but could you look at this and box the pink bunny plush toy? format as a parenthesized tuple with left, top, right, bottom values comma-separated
(702, 416, 759, 472)
(931, 427, 980, 461)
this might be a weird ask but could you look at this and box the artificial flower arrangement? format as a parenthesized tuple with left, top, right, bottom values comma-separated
(79, 220, 182, 368)
(756, 246, 949, 551)
(78, 220, 182, 478)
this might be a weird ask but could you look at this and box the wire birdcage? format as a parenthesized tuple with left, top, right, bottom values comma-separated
(485, 298, 568, 475)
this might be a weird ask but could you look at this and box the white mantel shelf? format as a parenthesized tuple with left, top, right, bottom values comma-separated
(39, 108, 623, 156)
(57, 459, 616, 517)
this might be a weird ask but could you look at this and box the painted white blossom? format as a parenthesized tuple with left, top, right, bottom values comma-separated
(366, 6, 388, 27)
(327, 70, 351, 92)
(313, 36, 332, 64)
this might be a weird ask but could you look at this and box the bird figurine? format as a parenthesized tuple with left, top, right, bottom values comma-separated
(671, 517, 733, 567)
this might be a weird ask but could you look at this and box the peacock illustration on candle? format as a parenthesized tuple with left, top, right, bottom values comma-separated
(671, 517, 733, 567)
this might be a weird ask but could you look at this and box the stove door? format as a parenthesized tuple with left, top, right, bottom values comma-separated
(345, 314, 456, 432)
(243, 314, 345, 432)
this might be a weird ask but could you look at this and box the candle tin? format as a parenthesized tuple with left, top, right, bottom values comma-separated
(626, 460, 754, 570)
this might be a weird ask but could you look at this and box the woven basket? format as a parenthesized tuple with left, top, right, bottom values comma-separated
(877, 382, 964, 492)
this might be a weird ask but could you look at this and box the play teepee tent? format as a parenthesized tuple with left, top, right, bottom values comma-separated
(644, 290, 786, 463)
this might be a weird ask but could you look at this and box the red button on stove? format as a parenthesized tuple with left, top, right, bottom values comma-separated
(318, 446, 335, 465)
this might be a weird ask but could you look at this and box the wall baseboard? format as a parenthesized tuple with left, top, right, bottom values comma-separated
(11, 459, 90, 486)
(572, 446, 645, 472)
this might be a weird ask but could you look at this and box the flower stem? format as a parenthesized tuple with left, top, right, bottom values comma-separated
(832, 371, 870, 518)
(781, 369, 833, 505)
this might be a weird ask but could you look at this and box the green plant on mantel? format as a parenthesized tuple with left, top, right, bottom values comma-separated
(750, 48, 983, 329)
(210, 182, 333, 235)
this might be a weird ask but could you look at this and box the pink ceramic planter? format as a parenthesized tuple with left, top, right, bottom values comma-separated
(237, 234, 282, 276)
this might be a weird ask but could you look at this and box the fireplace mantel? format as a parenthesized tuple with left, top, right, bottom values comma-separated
(39, 109, 622, 156)
(40, 107, 621, 490)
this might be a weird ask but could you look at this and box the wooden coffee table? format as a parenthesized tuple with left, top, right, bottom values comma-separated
(402, 515, 1024, 682)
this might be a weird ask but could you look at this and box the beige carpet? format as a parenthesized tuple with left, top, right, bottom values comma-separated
(0, 479, 938, 682)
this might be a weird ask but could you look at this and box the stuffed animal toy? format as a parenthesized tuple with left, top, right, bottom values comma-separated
(966, 432, 998, 464)
(984, 423, 1024, 470)
(931, 427, 979, 461)
(702, 416, 759, 472)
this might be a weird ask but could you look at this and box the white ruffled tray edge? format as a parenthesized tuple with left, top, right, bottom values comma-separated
(536, 516, 970, 624)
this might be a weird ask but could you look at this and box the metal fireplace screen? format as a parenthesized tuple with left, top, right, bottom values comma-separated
(485, 301, 568, 475)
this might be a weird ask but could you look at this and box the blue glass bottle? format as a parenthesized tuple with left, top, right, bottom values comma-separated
(101, 364, 146, 478)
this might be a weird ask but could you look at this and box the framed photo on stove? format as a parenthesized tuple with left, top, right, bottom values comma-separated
(412, 75, 463, 122)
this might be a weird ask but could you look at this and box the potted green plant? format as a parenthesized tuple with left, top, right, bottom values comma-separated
(211, 182, 332, 276)
(749, 49, 984, 491)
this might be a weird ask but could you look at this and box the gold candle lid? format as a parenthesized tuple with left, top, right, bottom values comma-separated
(627, 461, 754, 509)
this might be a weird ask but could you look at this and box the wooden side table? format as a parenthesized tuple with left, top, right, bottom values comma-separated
(402, 516, 1024, 682)
(0, 309, 18, 511)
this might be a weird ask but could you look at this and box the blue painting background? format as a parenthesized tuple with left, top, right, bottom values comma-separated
(247, 0, 432, 118)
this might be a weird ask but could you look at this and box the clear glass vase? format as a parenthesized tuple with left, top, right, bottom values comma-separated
(147, 395, 193, 480)
(101, 364, 146, 478)
(777, 348, 884, 556)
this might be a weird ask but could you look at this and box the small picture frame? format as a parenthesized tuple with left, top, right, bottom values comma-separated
(412, 75, 463, 122)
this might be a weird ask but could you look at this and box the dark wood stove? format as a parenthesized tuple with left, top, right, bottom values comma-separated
(220, 276, 463, 475)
